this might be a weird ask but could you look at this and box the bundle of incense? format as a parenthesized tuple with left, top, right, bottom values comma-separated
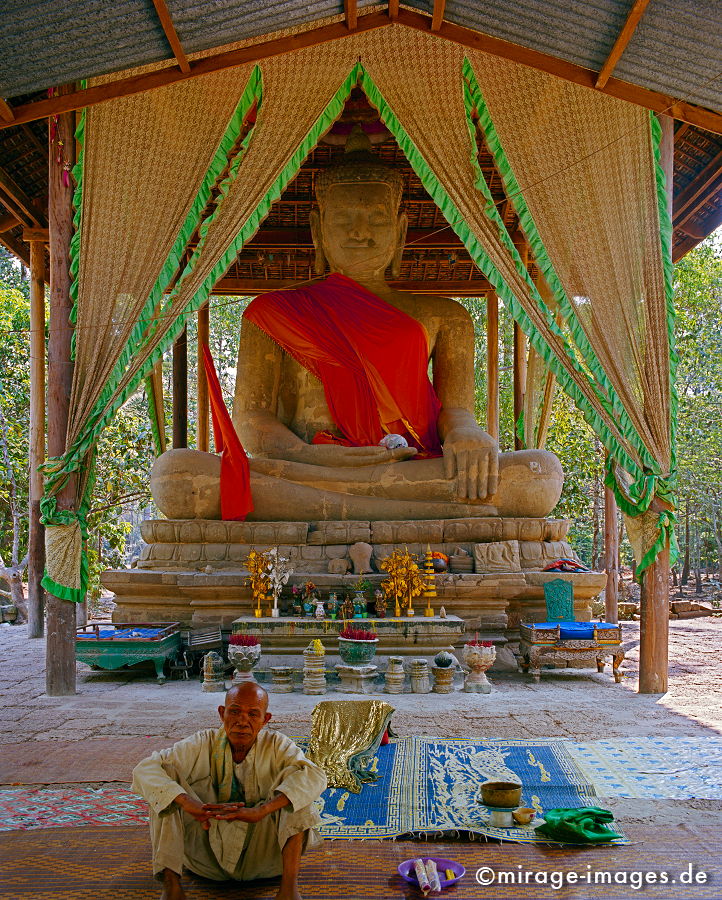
(413, 858, 431, 894)
(425, 859, 442, 893)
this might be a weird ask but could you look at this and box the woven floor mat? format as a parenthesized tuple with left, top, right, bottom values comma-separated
(0, 824, 719, 899)
(0, 738, 170, 784)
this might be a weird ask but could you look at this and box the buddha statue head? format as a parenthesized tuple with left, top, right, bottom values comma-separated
(310, 125, 407, 280)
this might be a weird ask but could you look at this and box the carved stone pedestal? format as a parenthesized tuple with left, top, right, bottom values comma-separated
(384, 656, 406, 693)
(335, 664, 378, 693)
(409, 658, 431, 693)
(302, 650, 326, 695)
(270, 666, 295, 693)
(431, 665, 455, 693)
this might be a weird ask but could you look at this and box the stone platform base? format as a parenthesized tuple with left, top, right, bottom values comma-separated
(101, 516, 607, 639)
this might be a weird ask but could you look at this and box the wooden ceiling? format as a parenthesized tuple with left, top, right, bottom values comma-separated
(0, 88, 719, 294)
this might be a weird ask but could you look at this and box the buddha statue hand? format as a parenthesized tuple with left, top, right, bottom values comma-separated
(280, 441, 418, 468)
(442, 422, 499, 501)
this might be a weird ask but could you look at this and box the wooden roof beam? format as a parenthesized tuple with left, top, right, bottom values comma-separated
(151, 0, 191, 73)
(214, 277, 493, 296)
(0, 97, 15, 123)
(0, 232, 30, 268)
(397, 9, 722, 136)
(0, 166, 47, 228)
(595, 0, 651, 90)
(0, 214, 20, 233)
(431, 0, 446, 32)
(673, 148, 722, 227)
(345, 0, 358, 31)
(3, 9, 722, 136)
(388, 0, 399, 20)
(243, 226, 464, 249)
(1, 12, 390, 131)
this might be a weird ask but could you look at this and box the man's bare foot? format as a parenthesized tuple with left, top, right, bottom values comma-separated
(275, 885, 302, 900)
(160, 868, 186, 900)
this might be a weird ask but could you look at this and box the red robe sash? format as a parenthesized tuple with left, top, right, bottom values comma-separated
(202, 345, 253, 521)
(243, 273, 442, 455)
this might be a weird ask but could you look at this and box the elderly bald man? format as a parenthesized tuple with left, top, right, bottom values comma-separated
(132, 682, 326, 900)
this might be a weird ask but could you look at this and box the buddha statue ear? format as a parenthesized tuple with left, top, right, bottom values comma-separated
(390, 211, 408, 279)
(309, 207, 326, 276)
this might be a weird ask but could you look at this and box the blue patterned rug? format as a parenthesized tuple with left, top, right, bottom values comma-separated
(314, 737, 627, 844)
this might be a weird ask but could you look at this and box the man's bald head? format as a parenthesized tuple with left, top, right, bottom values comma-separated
(219, 681, 271, 752)
(224, 681, 269, 711)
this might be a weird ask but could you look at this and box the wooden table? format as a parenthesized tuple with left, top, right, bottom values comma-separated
(75, 622, 182, 684)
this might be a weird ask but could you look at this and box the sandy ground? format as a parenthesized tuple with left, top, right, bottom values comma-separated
(2, 617, 721, 744)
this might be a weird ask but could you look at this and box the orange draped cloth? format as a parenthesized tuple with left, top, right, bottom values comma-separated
(243, 273, 442, 455)
(202, 345, 253, 521)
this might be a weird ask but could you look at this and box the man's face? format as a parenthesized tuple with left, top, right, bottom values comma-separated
(218, 689, 271, 751)
(319, 182, 403, 279)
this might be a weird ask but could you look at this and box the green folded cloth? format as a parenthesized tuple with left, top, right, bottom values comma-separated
(535, 807, 620, 843)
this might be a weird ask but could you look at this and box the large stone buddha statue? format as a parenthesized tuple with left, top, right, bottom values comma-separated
(151, 130, 563, 522)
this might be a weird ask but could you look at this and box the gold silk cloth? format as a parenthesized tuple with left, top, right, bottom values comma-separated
(307, 699, 395, 793)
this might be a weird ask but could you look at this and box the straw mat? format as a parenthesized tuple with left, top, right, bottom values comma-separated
(0, 824, 719, 900)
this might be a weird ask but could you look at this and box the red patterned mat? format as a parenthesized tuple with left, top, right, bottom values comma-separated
(0, 824, 720, 899)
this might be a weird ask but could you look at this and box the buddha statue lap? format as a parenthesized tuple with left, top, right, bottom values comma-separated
(151, 130, 563, 523)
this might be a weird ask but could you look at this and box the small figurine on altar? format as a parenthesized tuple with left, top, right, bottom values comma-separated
(327, 592, 338, 619)
(291, 584, 303, 617)
(374, 588, 387, 618)
(302, 581, 317, 617)
(340, 594, 355, 621)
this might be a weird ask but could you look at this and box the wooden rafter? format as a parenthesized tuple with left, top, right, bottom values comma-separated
(595, 0, 651, 90)
(345, 0, 358, 31)
(0, 97, 15, 123)
(388, 0, 399, 20)
(1, 13, 390, 131)
(0, 166, 46, 227)
(2, 9, 722, 135)
(0, 214, 19, 233)
(0, 232, 30, 268)
(151, 0, 191, 73)
(431, 0, 446, 32)
(398, 9, 722, 136)
(673, 149, 722, 228)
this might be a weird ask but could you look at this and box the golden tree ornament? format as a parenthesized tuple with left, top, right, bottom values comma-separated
(423, 545, 436, 616)
(379, 548, 427, 617)
(244, 548, 273, 617)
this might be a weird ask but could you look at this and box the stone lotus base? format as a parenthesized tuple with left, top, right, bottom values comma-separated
(101, 517, 607, 647)
(335, 664, 378, 693)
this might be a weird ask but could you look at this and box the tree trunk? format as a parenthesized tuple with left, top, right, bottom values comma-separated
(639, 543, 670, 693)
(681, 498, 690, 585)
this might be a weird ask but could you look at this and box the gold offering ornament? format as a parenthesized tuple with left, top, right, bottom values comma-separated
(379, 548, 426, 618)
(423, 544, 436, 617)
(244, 548, 273, 617)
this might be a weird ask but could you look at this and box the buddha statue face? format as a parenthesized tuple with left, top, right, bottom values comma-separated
(310, 127, 407, 281)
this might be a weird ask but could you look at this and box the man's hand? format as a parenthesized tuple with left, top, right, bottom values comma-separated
(202, 801, 270, 824)
(442, 425, 499, 501)
(175, 793, 214, 831)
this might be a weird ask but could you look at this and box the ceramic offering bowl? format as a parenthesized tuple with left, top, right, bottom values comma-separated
(480, 780, 522, 809)
(512, 807, 537, 826)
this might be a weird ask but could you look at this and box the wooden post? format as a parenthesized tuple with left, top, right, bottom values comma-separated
(27, 239, 45, 638)
(604, 480, 619, 624)
(513, 238, 529, 450)
(486, 291, 499, 442)
(197, 303, 209, 452)
(172, 325, 188, 449)
(513, 323, 526, 450)
(639, 113, 674, 694)
(46, 87, 77, 696)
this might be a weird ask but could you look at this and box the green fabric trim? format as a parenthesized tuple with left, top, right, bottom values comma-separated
(68, 82, 87, 362)
(462, 59, 658, 477)
(145, 374, 165, 456)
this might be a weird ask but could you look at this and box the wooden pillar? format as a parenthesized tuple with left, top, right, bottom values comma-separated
(197, 303, 209, 452)
(513, 323, 526, 450)
(172, 326, 188, 449)
(639, 113, 674, 694)
(486, 291, 499, 442)
(46, 88, 77, 696)
(27, 239, 46, 638)
(604, 481, 619, 624)
(513, 238, 529, 450)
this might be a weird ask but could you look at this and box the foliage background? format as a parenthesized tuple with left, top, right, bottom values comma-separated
(0, 233, 720, 604)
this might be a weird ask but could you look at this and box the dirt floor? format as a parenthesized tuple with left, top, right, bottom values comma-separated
(2, 616, 721, 899)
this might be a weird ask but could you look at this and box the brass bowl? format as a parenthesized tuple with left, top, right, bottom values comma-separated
(480, 780, 522, 808)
